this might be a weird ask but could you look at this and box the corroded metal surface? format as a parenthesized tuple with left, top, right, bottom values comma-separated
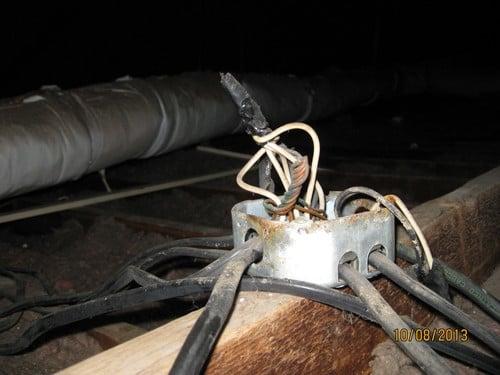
(232, 193, 395, 287)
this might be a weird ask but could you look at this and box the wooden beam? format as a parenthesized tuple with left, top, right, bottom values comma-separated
(0, 169, 239, 225)
(88, 322, 147, 351)
(73, 207, 227, 239)
(59, 166, 500, 375)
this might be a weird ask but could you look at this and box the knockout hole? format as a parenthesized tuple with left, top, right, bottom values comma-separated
(339, 251, 359, 272)
(244, 229, 258, 242)
(368, 245, 387, 272)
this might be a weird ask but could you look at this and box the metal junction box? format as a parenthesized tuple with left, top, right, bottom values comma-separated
(231, 192, 395, 288)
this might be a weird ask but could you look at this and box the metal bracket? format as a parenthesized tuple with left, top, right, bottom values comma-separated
(231, 192, 395, 287)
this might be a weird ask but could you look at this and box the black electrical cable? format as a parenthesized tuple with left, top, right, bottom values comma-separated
(402, 317, 500, 375)
(132, 236, 233, 263)
(0, 274, 498, 374)
(251, 279, 499, 374)
(397, 242, 500, 322)
(136, 247, 227, 272)
(0, 240, 250, 354)
(369, 251, 500, 355)
(190, 244, 252, 278)
(94, 247, 227, 298)
(110, 235, 233, 280)
(0, 247, 228, 319)
(0, 238, 496, 373)
(0, 278, 215, 355)
(338, 263, 454, 375)
(0, 266, 54, 296)
(170, 239, 262, 375)
(0, 277, 373, 356)
(333, 186, 427, 276)
(0, 266, 28, 333)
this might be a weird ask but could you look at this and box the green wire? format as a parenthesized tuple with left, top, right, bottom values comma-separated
(397, 243, 500, 322)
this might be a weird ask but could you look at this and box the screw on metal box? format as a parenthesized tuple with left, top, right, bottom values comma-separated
(231, 192, 395, 287)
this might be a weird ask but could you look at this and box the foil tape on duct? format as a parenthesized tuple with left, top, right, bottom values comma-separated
(0, 72, 328, 199)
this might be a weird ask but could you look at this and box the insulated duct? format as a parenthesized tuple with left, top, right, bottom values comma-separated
(1, 67, 499, 201)
(0, 72, 335, 200)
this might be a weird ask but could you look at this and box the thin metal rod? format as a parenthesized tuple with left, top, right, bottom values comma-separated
(197, 145, 335, 173)
(196, 145, 253, 160)
(0, 169, 240, 224)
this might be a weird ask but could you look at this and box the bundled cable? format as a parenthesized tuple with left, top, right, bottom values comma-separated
(338, 263, 454, 375)
(397, 242, 500, 322)
(170, 238, 262, 374)
(1, 269, 498, 374)
(334, 187, 432, 277)
(369, 251, 500, 354)
(0, 238, 232, 319)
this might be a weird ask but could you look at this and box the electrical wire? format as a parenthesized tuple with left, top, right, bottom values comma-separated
(0, 246, 229, 318)
(402, 317, 500, 375)
(386, 194, 433, 269)
(0, 270, 497, 373)
(237, 122, 326, 220)
(334, 186, 429, 274)
(338, 263, 454, 375)
(263, 155, 309, 218)
(0, 224, 495, 372)
(265, 149, 290, 189)
(170, 239, 262, 374)
(253, 122, 322, 208)
(369, 251, 500, 354)
(236, 147, 282, 205)
(397, 243, 500, 322)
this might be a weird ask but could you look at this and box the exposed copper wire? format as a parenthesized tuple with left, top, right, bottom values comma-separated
(264, 156, 309, 217)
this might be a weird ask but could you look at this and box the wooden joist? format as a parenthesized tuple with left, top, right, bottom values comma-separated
(59, 167, 500, 374)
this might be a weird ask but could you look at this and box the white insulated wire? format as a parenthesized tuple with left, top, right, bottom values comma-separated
(387, 194, 434, 269)
(236, 147, 281, 205)
(255, 123, 325, 210)
(265, 149, 290, 189)
(237, 122, 325, 220)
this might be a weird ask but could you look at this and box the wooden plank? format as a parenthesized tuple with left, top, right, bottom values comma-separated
(88, 322, 147, 350)
(59, 166, 500, 375)
(113, 214, 227, 238)
(0, 169, 239, 225)
(73, 207, 227, 239)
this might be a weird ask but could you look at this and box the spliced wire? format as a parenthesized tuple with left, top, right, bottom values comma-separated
(236, 122, 326, 220)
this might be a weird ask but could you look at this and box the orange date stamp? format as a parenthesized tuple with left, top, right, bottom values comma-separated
(394, 328, 468, 342)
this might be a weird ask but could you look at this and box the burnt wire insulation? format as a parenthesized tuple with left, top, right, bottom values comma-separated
(220, 73, 270, 136)
(338, 263, 455, 375)
(222, 74, 325, 220)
